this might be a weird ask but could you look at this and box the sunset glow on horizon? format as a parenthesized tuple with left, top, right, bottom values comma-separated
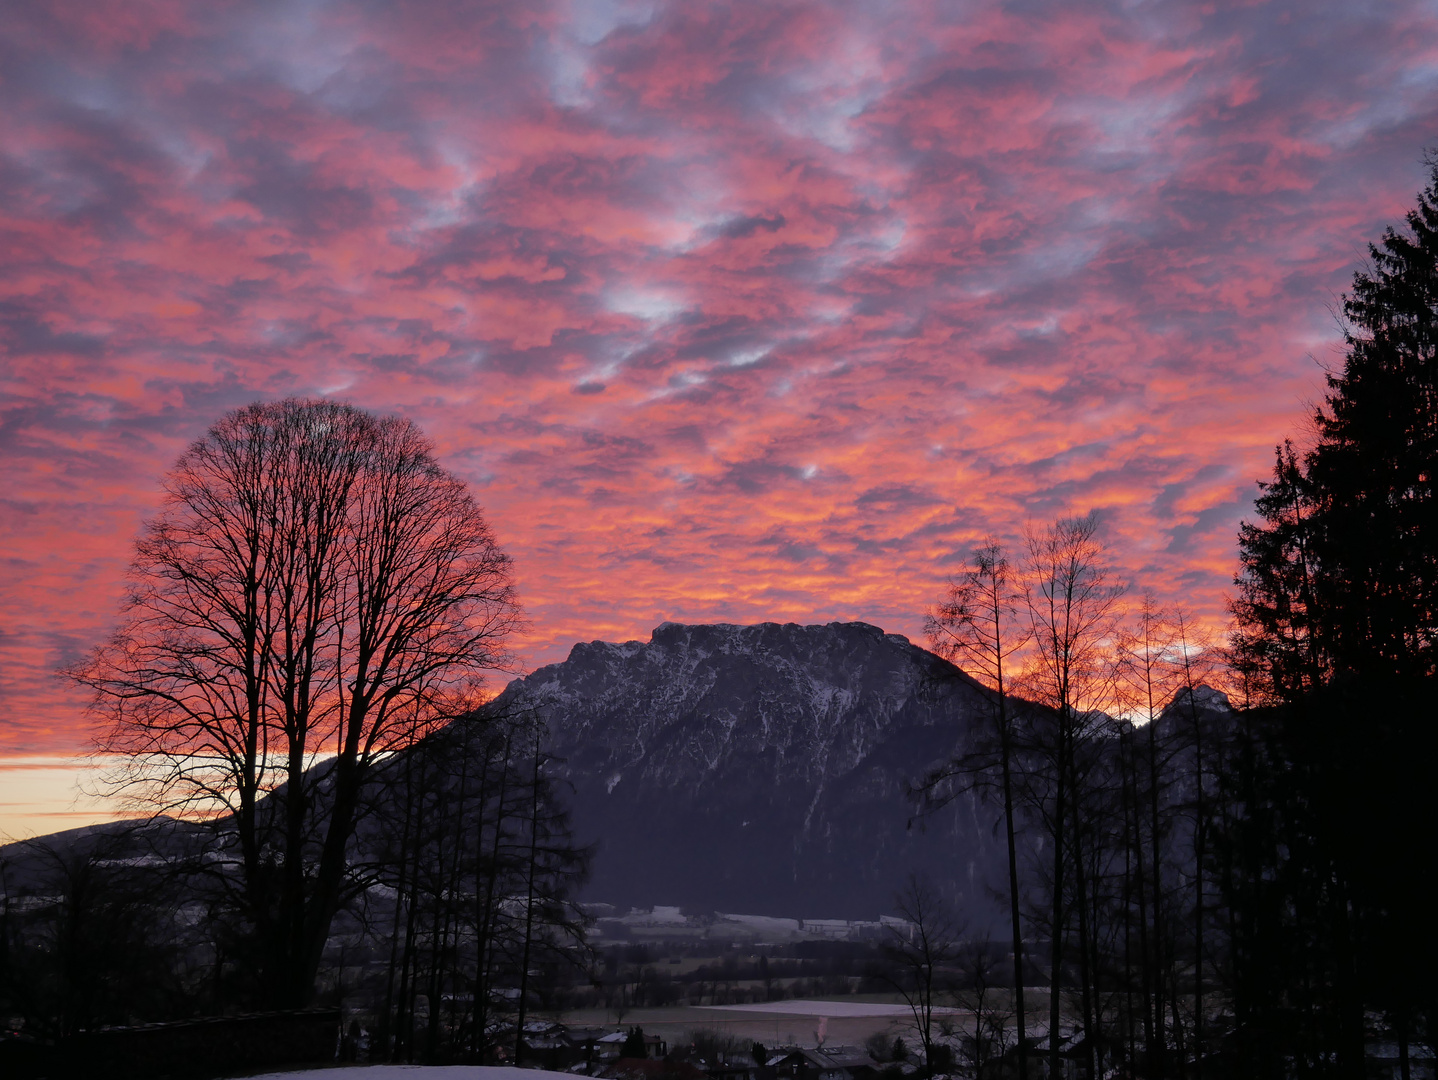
(4, 0, 1438, 823)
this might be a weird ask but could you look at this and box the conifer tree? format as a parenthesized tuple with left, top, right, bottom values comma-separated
(1226, 158, 1438, 1077)
(1307, 167, 1438, 680)
(1234, 161, 1438, 686)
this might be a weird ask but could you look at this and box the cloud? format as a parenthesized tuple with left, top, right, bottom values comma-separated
(3, 0, 1437, 755)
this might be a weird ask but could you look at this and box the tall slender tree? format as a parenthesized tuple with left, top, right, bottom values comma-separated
(1171, 611, 1221, 1069)
(1019, 513, 1124, 1080)
(1114, 594, 1183, 1077)
(925, 538, 1032, 1080)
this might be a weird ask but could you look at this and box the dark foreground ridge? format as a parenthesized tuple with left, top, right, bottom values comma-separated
(493, 620, 1004, 920)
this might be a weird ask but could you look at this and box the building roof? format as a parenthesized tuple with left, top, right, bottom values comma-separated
(770, 1046, 876, 1072)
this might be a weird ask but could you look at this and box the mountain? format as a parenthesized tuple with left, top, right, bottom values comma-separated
(496, 620, 1007, 922)
(1, 621, 1012, 926)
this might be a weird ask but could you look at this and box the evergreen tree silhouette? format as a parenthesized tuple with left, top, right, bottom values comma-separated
(1226, 157, 1438, 1080)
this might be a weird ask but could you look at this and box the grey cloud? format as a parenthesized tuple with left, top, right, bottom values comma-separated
(855, 483, 944, 512)
(717, 213, 786, 238)
(1165, 498, 1249, 555)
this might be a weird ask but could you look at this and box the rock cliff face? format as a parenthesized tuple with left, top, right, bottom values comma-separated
(494, 620, 1007, 921)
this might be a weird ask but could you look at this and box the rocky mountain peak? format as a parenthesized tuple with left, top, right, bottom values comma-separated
(493, 620, 1001, 920)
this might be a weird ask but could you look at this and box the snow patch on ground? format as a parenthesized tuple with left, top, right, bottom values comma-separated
(254, 1068, 579, 1080)
(717, 913, 802, 934)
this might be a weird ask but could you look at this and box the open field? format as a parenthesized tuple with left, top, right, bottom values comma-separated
(553, 996, 1059, 1050)
(702, 1001, 931, 1018)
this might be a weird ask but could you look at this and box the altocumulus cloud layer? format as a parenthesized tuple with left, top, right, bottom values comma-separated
(3, 0, 1438, 752)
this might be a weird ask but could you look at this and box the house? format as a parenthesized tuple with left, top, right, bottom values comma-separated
(600, 1059, 706, 1080)
(703, 1061, 758, 1080)
(490, 1019, 575, 1070)
(766, 1046, 878, 1080)
(566, 1026, 619, 1066)
(594, 1028, 668, 1060)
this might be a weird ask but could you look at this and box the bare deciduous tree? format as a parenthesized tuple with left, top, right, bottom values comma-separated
(884, 875, 963, 1076)
(1170, 609, 1222, 1067)
(953, 936, 1014, 1080)
(68, 398, 521, 1006)
(925, 538, 1032, 1080)
(1019, 513, 1124, 1080)
(1113, 593, 1184, 1076)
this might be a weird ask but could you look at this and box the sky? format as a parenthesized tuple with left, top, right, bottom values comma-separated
(3, 0, 1438, 834)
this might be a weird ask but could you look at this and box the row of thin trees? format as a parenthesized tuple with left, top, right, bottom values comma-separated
(920, 516, 1231, 1080)
(363, 705, 589, 1064)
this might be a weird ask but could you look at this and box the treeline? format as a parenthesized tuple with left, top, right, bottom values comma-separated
(920, 161, 1438, 1080)
(0, 701, 591, 1065)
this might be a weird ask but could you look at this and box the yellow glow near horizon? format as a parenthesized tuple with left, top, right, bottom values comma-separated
(0, 757, 127, 843)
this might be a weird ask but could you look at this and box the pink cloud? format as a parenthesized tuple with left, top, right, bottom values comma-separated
(3, 0, 1437, 758)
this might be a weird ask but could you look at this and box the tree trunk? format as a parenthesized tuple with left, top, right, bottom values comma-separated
(1048, 753, 1067, 1080)
(997, 684, 1028, 1080)
(1068, 752, 1096, 1080)
(1147, 717, 1168, 1078)
(474, 734, 512, 1062)
(512, 743, 543, 1066)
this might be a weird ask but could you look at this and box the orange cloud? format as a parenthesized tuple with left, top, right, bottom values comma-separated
(2, 0, 1436, 771)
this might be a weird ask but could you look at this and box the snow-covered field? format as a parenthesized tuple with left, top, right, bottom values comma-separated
(253, 1068, 578, 1080)
(700, 1000, 951, 1018)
